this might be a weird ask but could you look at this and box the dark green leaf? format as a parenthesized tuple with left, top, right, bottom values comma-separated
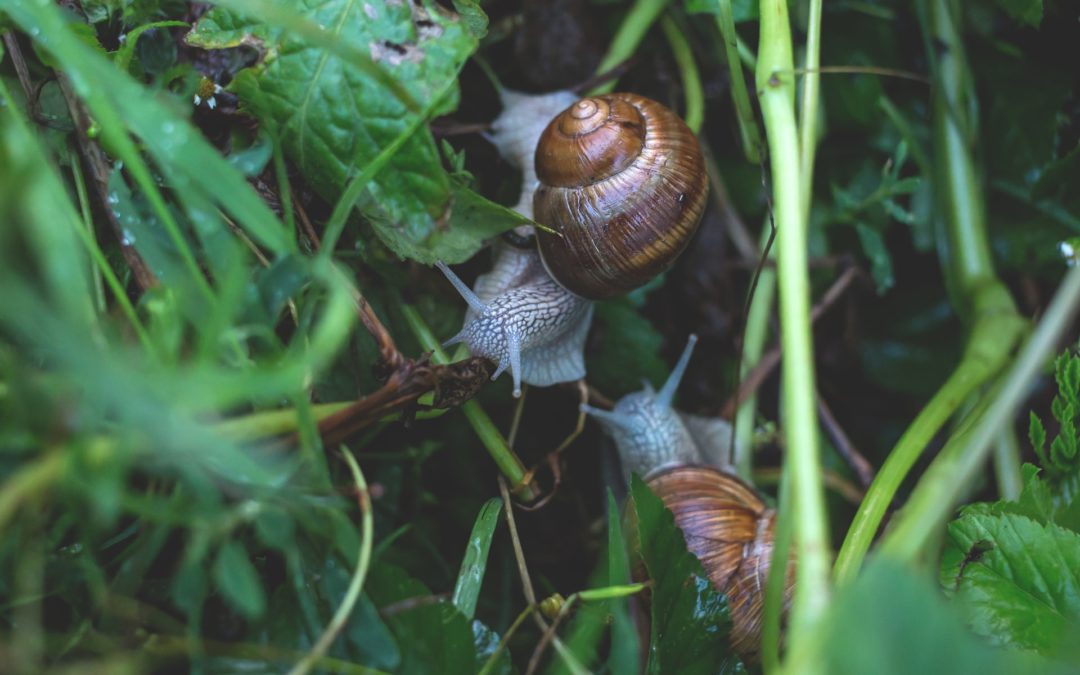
(989, 0, 1043, 27)
(629, 475, 740, 674)
(188, 0, 502, 263)
(941, 511, 1080, 660)
(366, 562, 477, 675)
(589, 300, 668, 396)
(212, 540, 267, 619)
(606, 490, 640, 675)
(854, 221, 896, 294)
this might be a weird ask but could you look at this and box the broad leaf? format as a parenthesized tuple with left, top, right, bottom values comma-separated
(629, 475, 741, 675)
(366, 561, 484, 675)
(188, 0, 518, 263)
(822, 559, 1055, 674)
(941, 511, 1080, 660)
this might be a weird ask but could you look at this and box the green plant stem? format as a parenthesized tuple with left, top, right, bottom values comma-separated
(0, 453, 64, 533)
(288, 447, 372, 675)
(756, 0, 830, 650)
(930, 0, 995, 306)
(660, 16, 704, 134)
(715, 0, 762, 163)
(399, 304, 536, 501)
(69, 150, 107, 314)
(735, 224, 776, 477)
(835, 0, 1026, 584)
(832, 286, 1026, 584)
(993, 427, 1023, 500)
(590, 0, 670, 95)
(479, 604, 536, 675)
(761, 457, 793, 673)
(797, 0, 823, 220)
(881, 265, 1080, 561)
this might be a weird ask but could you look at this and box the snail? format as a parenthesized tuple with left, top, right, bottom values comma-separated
(583, 335, 793, 661)
(437, 91, 706, 395)
(437, 90, 593, 398)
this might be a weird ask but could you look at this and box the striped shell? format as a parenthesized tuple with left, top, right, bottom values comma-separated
(533, 93, 707, 299)
(645, 465, 793, 661)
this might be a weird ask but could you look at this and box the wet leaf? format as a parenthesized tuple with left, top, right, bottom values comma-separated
(629, 475, 741, 674)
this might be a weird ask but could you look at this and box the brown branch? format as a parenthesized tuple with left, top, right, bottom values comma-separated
(55, 73, 157, 291)
(312, 355, 494, 446)
(816, 390, 876, 488)
(721, 265, 862, 418)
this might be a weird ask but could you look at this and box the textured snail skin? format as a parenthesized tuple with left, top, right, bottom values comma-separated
(490, 90, 580, 219)
(583, 336, 793, 662)
(436, 91, 595, 397)
(533, 93, 709, 299)
(440, 241, 593, 397)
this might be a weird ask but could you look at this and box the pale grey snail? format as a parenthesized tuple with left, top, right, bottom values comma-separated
(584, 336, 794, 661)
(437, 90, 594, 398)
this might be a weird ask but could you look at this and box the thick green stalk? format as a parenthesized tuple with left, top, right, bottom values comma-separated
(590, 0, 670, 95)
(832, 286, 1025, 583)
(715, 0, 762, 162)
(833, 0, 1027, 584)
(399, 304, 535, 501)
(756, 0, 830, 648)
(882, 266, 1080, 560)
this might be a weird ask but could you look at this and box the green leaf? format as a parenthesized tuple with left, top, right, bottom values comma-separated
(989, 0, 1043, 27)
(588, 300, 668, 397)
(606, 490, 640, 675)
(188, 0, 511, 263)
(451, 497, 502, 620)
(941, 511, 1080, 660)
(629, 475, 741, 674)
(854, 221, 896, 294)
(113, 21, 189, 73)
(212, 540, 267, 619)
(366, 562, 478, 675)
(1030, 412, 1047, 457)
(822, 559, 1052, 674)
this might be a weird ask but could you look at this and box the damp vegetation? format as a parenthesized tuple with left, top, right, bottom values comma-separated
(0, 1, 1079, 673)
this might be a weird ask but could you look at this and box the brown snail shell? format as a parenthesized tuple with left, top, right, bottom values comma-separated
(532, 93, 708, 299)
(643, 465, 793, 661)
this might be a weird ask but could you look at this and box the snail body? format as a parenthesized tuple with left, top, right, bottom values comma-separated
(583, 336, 792, 661)
(533, 93, 709, 299)
(437, 91, 706, 395)
(437, 242, 593, 398)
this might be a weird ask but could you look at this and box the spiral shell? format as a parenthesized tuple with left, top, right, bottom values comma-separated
(533, 93, 708, 299)
(646, 466, 792, 661)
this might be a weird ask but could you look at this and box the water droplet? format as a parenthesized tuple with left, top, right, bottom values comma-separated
(121, 229, 136, 246)
(106, 192, 119, 205)
(161, 121, 176, 135)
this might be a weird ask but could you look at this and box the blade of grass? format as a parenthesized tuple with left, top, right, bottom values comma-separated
(287, 446, 373, 675)
(660, 15, 704, 134)
(590, 0, 670, 95)
(452, 498, 503, 620)
(715, 0, 762, 162)
(399, 302, 536, 501)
